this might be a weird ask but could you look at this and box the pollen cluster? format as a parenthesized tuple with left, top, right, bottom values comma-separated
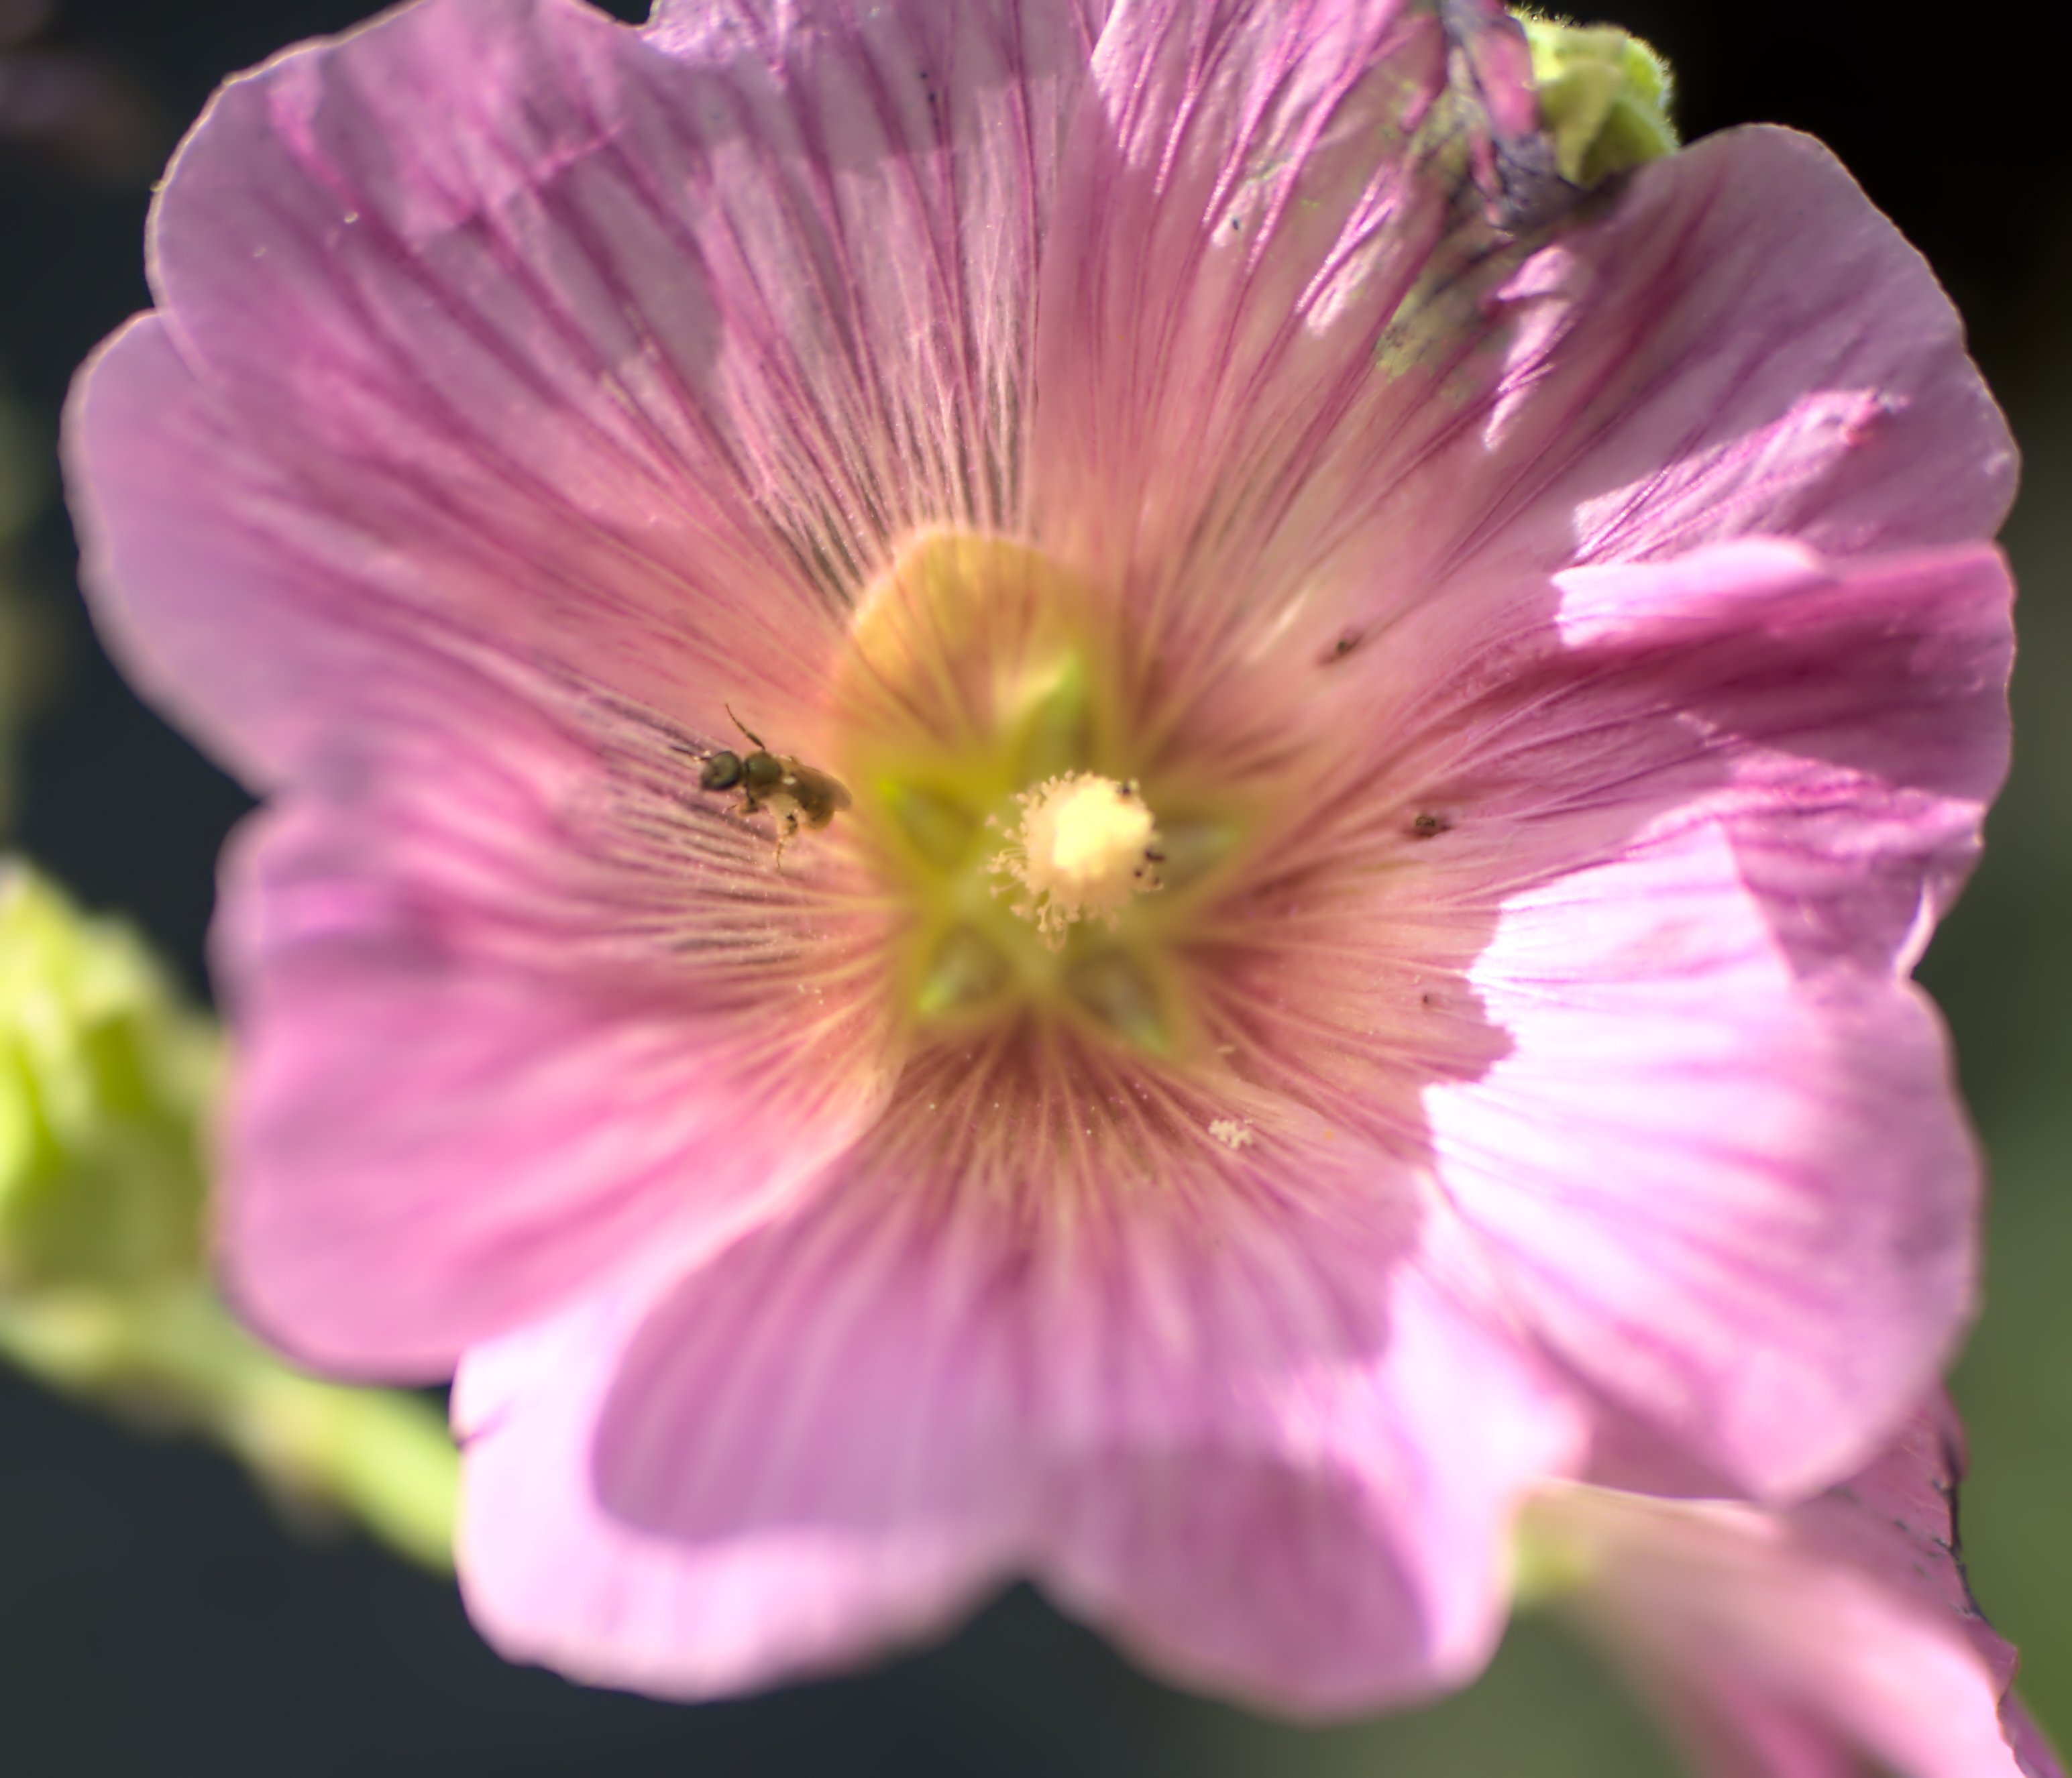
(987, 773, 1164, 946)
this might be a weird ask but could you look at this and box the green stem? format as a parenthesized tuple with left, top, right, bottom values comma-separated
(0, 1280, 457, 1572)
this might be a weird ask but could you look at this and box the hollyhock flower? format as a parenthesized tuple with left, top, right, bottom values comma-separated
(1523, 1402, 2061, 1778)
(62, 0, 2015, 1714)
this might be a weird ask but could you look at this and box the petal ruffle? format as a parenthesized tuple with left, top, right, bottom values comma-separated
(1412, 541, 2011, 1494)
(1529, 1404, 2059, 1778)
(459, 1135, 1578, 1710)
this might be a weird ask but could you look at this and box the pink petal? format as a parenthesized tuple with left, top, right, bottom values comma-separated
(1030, 0, 1462, 639)
(1535, 537, 2010, 975)
(1032, 66, 2010, 675)
(1532, 1404, 2059, 1778)
(75, 317, 898, 1376)
(64, 315, 514, 792)
(74, 321, 887, 1376)
(1454, 128, 2016, 573)
(213, 710, 898, 1374)
(2007, 1708, 2065, 1778)
(1413, 541, 2012, 1494)
(453, 1263, 1012, 1698)
(460, 1118, 1578, 1708)
(74, 0, 1103, 783)
(1044, 1239, 1584, 1713)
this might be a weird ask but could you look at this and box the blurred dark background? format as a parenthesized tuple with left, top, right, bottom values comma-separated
(1, 1, 2066, 1772)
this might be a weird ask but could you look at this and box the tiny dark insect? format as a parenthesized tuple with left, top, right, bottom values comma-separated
(700, 706, 851, 858)
(1410, 811, 1450, 839)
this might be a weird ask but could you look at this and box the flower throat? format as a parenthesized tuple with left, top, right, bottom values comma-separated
(820, 533, 1245, 1058)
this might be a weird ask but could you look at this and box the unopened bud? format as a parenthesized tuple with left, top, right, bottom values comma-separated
(0, 863, 215, 1288)
(1515, 10, 1678, 186)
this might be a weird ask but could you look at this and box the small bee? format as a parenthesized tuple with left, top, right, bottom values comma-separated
(699, 706, 851, 857)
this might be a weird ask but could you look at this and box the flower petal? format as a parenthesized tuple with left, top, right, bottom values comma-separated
(1417, 541, 2011, 1494)
(464, 1111, 1577, 1708)
(1466, 127, 2017, 568)
(1030, 0, 1465, 643)
(1032, 36, 2011, 675)
(82, 0, 1103, 783)
(64, 315, 498, 791)
(209, 670, 897, 1376)
(1529, 1404, 2059, 1778)
(74, 309, 902, 1379)
(1043, 1237, 1583, 1714)
(453, 1261, 1010, 1699)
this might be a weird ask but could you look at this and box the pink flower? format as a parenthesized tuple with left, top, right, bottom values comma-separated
(1524, 1401, 2061, 1778)
(63, 0, 2016, 1714)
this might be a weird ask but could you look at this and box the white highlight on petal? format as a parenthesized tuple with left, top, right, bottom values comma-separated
(987, 773, 1163, 948)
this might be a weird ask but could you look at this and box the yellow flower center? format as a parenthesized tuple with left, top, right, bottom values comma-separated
(821, 531, 1254, 1057)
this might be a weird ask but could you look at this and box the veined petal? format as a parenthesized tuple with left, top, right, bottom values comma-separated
(462, 1107, 1577, 1708)
(1529, 1404, 2059, 1778)
(1433, 827, 1975, 1497)
(1030, 0, 1466, 665)
(1543, 541, 2012, 971)
(211, 675, 897, 1377)
(1466, 128, 2017, 570)
(1411, 542, 2010, 1494)
(93, 0, 1104, 781)
(66, 316, 519, 791)
(114, 4, 830, 774)
(1044, 1233, 1583, 1713)
(216, 826, 895, 1375)
(453, 1266, 1010, 1699)
(1031, 56, 2012, 687)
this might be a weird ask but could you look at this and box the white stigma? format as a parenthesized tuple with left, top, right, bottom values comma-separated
(988, 773, 1164, 948)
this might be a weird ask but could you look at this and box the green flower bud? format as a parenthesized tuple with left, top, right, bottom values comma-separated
(0, 865, 459, 1571)
(1514, 10, 1679, 186)
(0, 864, 216, 1288)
